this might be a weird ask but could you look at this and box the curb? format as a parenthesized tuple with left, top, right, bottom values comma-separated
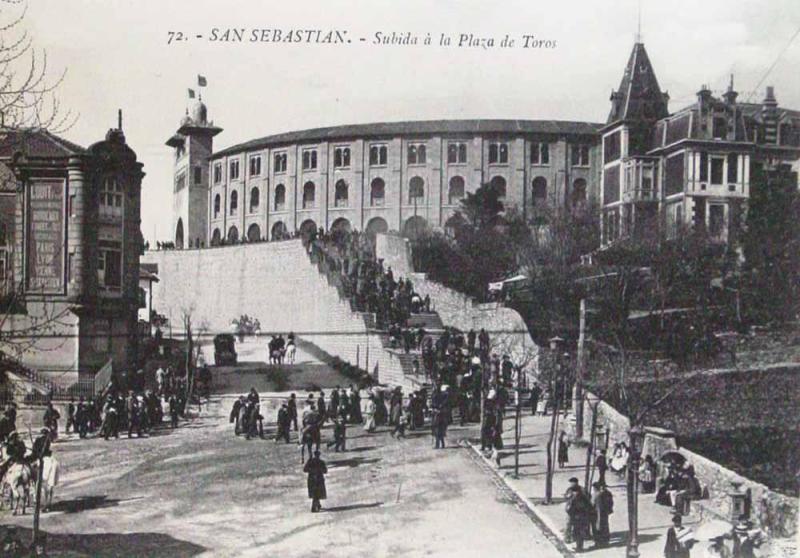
(466, 441, 576, 558)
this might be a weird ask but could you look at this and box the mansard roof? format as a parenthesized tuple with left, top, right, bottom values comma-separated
(607, 43, 669, 126)
(212, 119, 603, 159)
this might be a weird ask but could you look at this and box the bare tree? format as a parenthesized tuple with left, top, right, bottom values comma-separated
(0, 0, 75, 132)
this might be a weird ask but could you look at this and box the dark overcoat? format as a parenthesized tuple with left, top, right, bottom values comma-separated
(304, 457, 327, 500)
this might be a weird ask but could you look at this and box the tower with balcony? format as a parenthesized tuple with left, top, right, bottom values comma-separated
(166, 93, 222, 249)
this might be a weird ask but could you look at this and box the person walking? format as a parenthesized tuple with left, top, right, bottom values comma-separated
(530, 382, 542, 416)
(303, 450, 328, 513)
(66, 398, 76, 434)
(43, 402, 61, 440)
(276, 402, 291, 443)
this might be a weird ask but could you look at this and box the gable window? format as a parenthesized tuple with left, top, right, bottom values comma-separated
(710, 157, 724, 185)
(100, 177, 124, 219)
(531, 142, 550, 165)
(274, 152, 287, 173)
(274, 184, 286, 211)
(213, 194, 221, 218)
(249, 155, 262, 177)
(369, 144, 388, 166)
(230, 190, 238, 215)
(302, 149, 318, 171)
(571, 144, 590, 166)
(488, 142, 508, 164)
(334, 146, 351, 168)
(213, 163, 222, 184)
(447, 142, 467, 164)
(229, 159, 240, 181)
(98, 240, 122, 289)
(712, 117, 727, 140)
(407, 143, 426, 165)
(249, 187, 260, 212)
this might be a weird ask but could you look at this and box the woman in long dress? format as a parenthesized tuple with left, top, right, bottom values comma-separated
(303, 450, 327, 513)
(558, 430, 570, 468)
(363, 395, 376, 433)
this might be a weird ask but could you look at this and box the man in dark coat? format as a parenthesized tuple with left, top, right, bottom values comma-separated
(330, 387, 340, 419)
(230, 396, 245, 435)
(276, 403, 291, 443)
(350, 386, 362, 424)
(317, 392, 327, 425)
(303, 450, 327, 512)
(595, 449, 608, 486)
(565, 477, 592, 553)
(43, 403, 60, 440)
(76, 397, 88, 438)
(169, 396, 180, 428)
(66, 398, 76, 434)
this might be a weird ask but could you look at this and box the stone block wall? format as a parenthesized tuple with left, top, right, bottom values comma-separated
(142, 240, 405, 384)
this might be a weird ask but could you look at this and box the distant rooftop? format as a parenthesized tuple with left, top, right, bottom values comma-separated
(0, 128, 85, 159)
(212, 119, 604, 159)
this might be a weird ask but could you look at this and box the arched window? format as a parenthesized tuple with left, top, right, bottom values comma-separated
(271, 221, 287, 240)
(213, 194, 221, 218)
(370, 178, 385, 206)
(229, 191, 238, 215)
(490, 176, 507, 198)
(448, 176, 465, 205)
(227, 226, 239, 243)
(572, 178, 587, 207)
(211, 228, 221, 246)
(247, 223, 261, 242)
(408, 176, 424, 203)
(334, 180, 349, 207)
(249, 187, 260, 212)
(532, 177, 547, 205)
(274, 184, 286, 211)
(303, 181, 316, 209)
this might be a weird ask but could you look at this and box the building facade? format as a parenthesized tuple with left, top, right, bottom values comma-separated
(0, 122, 145, 380)
(167, 42, 800, 250)
(601, 43, 800, 245)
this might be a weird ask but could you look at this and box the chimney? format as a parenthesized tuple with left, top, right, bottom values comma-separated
(118, 109, 123, 130)
(723, 75, 738, 106)
(762, 86, 778, 144)
(697, 85, 712, 115)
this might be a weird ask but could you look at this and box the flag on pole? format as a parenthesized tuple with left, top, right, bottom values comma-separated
(188, 88, 196, 99)
(197, 75, 207, 87)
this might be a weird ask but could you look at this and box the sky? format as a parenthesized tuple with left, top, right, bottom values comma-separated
(19, 0, 800, 243)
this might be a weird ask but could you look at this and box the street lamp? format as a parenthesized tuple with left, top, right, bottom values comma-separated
(627, 424, 646, 558)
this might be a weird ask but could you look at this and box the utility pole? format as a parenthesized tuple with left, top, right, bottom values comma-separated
(513, 367, 522, 478)
(575, 298, 587, 439)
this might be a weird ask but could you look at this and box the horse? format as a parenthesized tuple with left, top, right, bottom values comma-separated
(286, 343, 296, 364)
(5, 463, 32, 515)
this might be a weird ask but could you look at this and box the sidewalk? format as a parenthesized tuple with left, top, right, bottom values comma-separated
(470, 411, 701, 557)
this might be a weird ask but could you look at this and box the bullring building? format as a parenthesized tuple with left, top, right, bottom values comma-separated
(166, 42, 800, 249)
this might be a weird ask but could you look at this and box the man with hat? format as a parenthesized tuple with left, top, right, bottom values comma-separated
(590, 481, 613, 548)
(564, 477, 592, 553)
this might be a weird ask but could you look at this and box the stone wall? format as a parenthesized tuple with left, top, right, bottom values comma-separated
(579, 391, 799, 537)
(142, 240, 405, 384)
(374, 233, 538, 377)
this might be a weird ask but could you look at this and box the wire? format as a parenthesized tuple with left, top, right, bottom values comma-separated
(744, 24, 800, 102)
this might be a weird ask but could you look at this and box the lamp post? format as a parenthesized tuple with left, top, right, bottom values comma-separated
(626, 424, 646, 558)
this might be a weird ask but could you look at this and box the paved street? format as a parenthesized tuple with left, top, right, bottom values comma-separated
(4, 393, 564, 558)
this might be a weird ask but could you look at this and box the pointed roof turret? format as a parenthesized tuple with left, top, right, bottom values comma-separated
(606, 42, 669, 126)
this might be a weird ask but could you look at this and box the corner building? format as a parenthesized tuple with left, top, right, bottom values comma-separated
(0, 125, 144, 381)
